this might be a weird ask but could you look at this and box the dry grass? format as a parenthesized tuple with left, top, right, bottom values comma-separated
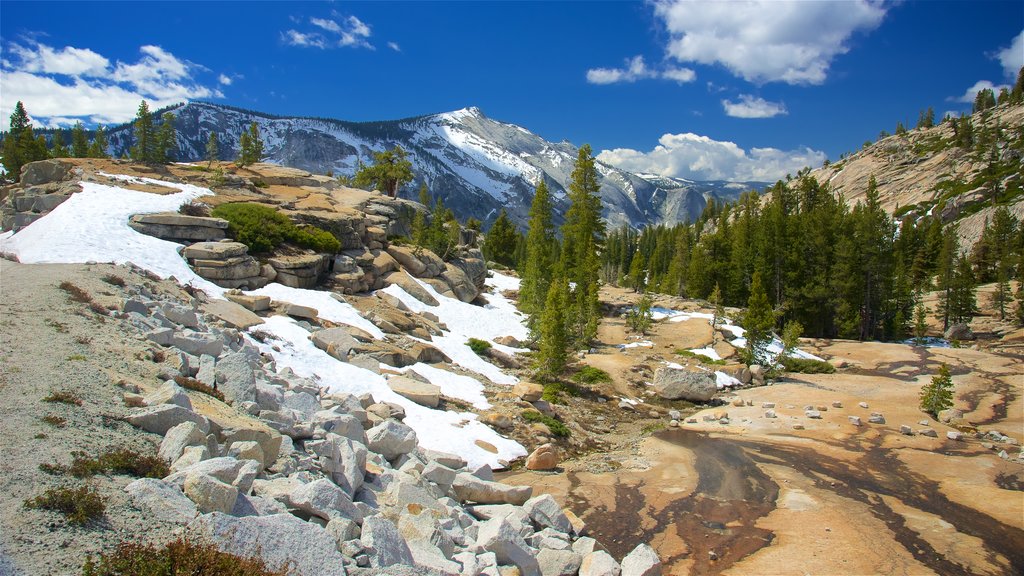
(43, 448, 169, 479)
(174, 375, 225, 402)
(43, 390, 83, 406)
(24, 485, 105, 526)
(82, 538, 286, 576)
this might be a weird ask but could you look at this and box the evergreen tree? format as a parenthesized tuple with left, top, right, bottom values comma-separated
(935, 226, 960, 331)
(519, 179, 556, 325)
(627, 294, 653, 334)
(130, 100, 157, 163)
(920, 363, 954, 417)
(49, 130, 70, 158)
(661, 227, 690, 296)
(710, 283, 724, 344)
(560, 144, 605, 348)
(2, 101, 48, 180)
(157, 112, 176, 163)
(206, 132, 219, 168)
(71, 121, 89, 158)
(973, 88, 996, 113)
(410, 182, 430, 247)
(944, 255, 978, 325)
(483, 209, 518, 268)
(237, 122, 264, 166)
(1015, 263, 1024, 326)
(536, 278, 569, 379)
(1012, 66, 1024, 104)
(87, 125, 108, 158)
(627, 250, 646, 292)
(353, 145, 413, 198)
(743, 271, 775, 366)
(914, 301, 929, 345)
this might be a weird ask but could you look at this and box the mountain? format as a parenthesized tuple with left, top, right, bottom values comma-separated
(103, 102, 764, 229)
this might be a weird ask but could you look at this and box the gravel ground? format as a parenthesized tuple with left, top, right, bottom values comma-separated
(0, 260, 200, 575)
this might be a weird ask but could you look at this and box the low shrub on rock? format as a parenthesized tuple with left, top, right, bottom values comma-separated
(81, 538, 285, 576)
(211, 202, 340, 254)
(780, 357, 835, 374)
(24, 485, 105, 526)
(522, 410, 570, 437)
(467, 338, 492, 355)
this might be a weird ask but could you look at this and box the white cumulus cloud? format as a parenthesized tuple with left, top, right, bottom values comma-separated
(287, 14, 374, 49)
(283, 29, 326, 49)
(996, 30, 1023, 78)
(652, 0, 887, 85)
(310, 17, 341, 33)
(951, 79, 1009, 104)
(0, 41, 224, 126)
(598, 132, 825, 182)
(722, 95, 788, 118)
(586, 55, 695, 85)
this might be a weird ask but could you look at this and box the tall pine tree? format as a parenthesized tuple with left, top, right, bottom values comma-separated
(130, 100, 157, 163)
(560, 144, 605, 348)
(519, 179, 556, 327)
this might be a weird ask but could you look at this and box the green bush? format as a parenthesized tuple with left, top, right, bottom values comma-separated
(82, 538, 286, 576)
(67, 448, 169, 479)
(25, 485, 105, 525)
(467, 338, 492, 355)
(211, 203, 340, 254)
(780, 357, 836, 374)
(540, 380, 584, 404)
(573, 365, 611, 385)
(521, 410, 570, 437)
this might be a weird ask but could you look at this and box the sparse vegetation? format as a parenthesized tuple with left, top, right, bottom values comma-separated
(573, 365, 611, 385)
(521, 410, 570, 437)
(59, 281, 92, 303)
(674, 349, 726, 365)
(467, 338, 492, 356)
(67, 354, 87, 361)
(540, 380, 584, 404)
(174, 375, 225, 401)
(41, 415, 67, 427)
(24, 485, 105, 526)
(211, 202, 341, 254)
(920, 363, 954, 417)
(43, 390, 83, 406)
(81, 538, 286, 576)
(178, 201, 211, 217)
(779, 357, 836, 374)
(45, 448, 169, 479)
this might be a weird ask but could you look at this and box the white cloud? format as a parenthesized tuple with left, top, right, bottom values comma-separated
(722, 94, 787, 118)
(598, 132, 825, 182)
(283, 29, 326, 48)
(346, 16, 371, 38)
(652, 0, 887, 85)
(0, 41, 224, 127)
(951, 79, 1009, 103)
(586, 55, 695, 85)
(218, 74, 233, 85)
(310, 17, 341, 33)
(388, 41, 402, 52)
(996, 30, 1023, 78)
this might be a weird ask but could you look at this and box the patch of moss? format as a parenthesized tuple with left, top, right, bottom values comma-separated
(521, 410, 570, 437)
(467, 338, 492, 355)
(572, 365, 611, 385)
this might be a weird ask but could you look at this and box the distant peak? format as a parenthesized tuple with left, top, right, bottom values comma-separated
(439, 106, 485, 122)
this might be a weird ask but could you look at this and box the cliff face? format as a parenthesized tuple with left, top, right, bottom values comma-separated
(807, 102, 1024, 248)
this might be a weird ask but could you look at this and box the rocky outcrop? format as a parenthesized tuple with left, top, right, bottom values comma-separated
(181, 241, 270, 290)
(128, 212, 228, 243)
(0, 160, 80, 231)
(268, 253, 329, 289)
(652, 368, 718, 402)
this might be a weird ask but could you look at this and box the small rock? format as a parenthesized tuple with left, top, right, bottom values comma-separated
(832, 401, 843, 408)
(764, 409, 777, 419)
(858, 402, 869, 409)
(761, 402, 775, 409)
(947, 431, 963, 441)
(900, 425, 914, 436)
(868, 413, 886, 424)
(919, 428, 938, 437)
(805, 410, 822, 419)
(526, 444, 561, 471)
(849, 416, 862, 426)
(620, 543, 662, 576)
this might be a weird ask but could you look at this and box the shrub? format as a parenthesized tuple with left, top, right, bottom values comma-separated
(920, 363, 954, 417)
(25, 485, 105, 525)
(178, 201, 211, 217)
(467, 338, 492, 355)
(100, 274, 126, 287)
(64, 448, 170, 479)
(41, 415, 67, 427)
(573, 365, 611, 385)
(59, 281, 92, 303)
(67, 354, 87, 361)
(521, 410, 570, 437)
(174, 375, 225, 401)
(211, 202, 340, 254)
(779, 357, 836, 374)
(82, 538, 286, 576)
(44, 390, 83, 406)
(540, 380, 583, 404)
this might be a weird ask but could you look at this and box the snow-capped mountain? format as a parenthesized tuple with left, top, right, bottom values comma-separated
(105, 101, 765, 229)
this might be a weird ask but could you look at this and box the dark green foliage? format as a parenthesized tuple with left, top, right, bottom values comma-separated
(81, 537, 286, 576)
(560, 144, 605, 348)
(536, 278, 569, 379)
(973, 88, 997, 113)
(742, 272, 775, 365)
(211, 203, 340, 254)
(521, 410, 570, 437)
(483, 209, 519, 268)
(2, 101, 50, 180)
(626, 295, 653, 334)
(49, 129, 70, 158)
(206, 132, 219, 167)
(130, 100, 158, 163)
(779, 357, 835, 374)
(71, 122, 89, 158)
(25, 485, 105, 525)
(573, 365, 611, 385)
(467, 338, 492, 355)
(520, 179, 556, 333)
(174, 375, 225, 401)
(237, 122, 264, 166)
(156, 113, 176, 163)
(46, 448, 170, 479)
(43, 390, 83, 406)
(920, 363, 954, 416)
(87, 126, 109, 159)
(353, 145, 413, 198)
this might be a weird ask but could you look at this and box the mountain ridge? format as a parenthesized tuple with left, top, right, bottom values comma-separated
(100, 101, 765, 230)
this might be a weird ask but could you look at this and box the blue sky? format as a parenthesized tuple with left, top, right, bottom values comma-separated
(1, 1, 1021, 181)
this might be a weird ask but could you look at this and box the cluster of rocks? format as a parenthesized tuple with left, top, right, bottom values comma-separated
(111, 281, 661, 576)
(0, 160, 81, 231)
(181, 241, 271, 290)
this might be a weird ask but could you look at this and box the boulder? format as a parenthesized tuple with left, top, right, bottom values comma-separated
(442, 263, 478, 302)
(311, 327, 360, 361)
(361, 515, 415, 567)
(944, 323, 975, 341)
(159, 421, 207, 463)
(183, 241, 249, 260)
(524, 494, 572, 533)
(124, 478, 199, 525)
(525, 444, 561, 471)
(652, 368, 717, 402)
(513, 382, 545, 402)
(214, 352, 257, 405)
(476, 517, 541, 576)
(621, 544, 662, 576)
(538, 549, 584, 576)
(183, 473, 239, 514)
(290, 478, 362, 522)
(200, 299, 264, 330)
(309, 433, 367, 496)
(128, 404, 208, 436)
(366, 419, 418, 460)
(145, 381, 193, 410)
(21, 159, 71, 186)
(580, 551, 621, 576)
(224, 292, 272, 312)
(226, 440, 266, 469)
(187, 512, 347, 576)
(387, 245, 428, 276)
(383, 271, 439, 306)
(387, 375, 442, 408)
(452, 473, 532, 505)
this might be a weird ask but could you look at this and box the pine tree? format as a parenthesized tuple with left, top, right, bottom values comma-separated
(935, 225, 959, 332)
(2, 101, 48, 180)
(537, 278, 569, 379)
(920, 363, 954, 417)
(157, 112, 176, 163)
(206, 132, 219, 168)
(1012, 66, 1024, 104)
(560, 144, 605, 348)
(353, 145, 413, 198)
(237, 122, 265, 167)
(914, 300, 929, 345)
(743, 271, 775, 366)
(627, 250, 646, 292)
(710, 283, 724, 343)
(87, 125, 108, 158)
(483, 209, 518, 268)
(49, 130, 69, 158)
(627, 294, 653, 334)
(410, 182, 430, 247)
(1015, 263, 1024, 326)
(947, 255, 977, 325)
(519, 179, 556, 324)
(130, 100, 156, 163)
(71, 121, 89, 158)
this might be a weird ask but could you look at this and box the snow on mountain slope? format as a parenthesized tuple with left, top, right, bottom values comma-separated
(104, 102, 765, 230)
